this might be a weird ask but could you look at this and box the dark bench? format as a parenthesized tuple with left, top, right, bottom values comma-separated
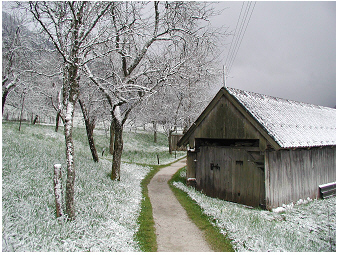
(319, 182, 336, 199)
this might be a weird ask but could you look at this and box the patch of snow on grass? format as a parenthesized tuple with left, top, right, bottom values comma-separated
(2, 123, 151, 252)
(272, 207, 286, 213)
(173, 181, 336, 252)
(272, 197, 314, 213)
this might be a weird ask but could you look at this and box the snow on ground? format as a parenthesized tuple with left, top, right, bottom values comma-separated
(2, 159, 151, 252)
(120, 132, 186, 165)
(2, 123, 151, 252)
(173, 181, 336, 252)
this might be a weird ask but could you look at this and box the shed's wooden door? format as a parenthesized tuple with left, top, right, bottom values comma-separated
(196, 146, 265, 207)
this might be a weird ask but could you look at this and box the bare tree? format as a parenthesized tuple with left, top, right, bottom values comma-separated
(78, 98, 99, 162)
(129, 14, 223, 153)
(2, 11, 35, 114)
(27, 1, 112, 221)
(2, 9, 60, 125)
(9, 1, 226, 190)
(84, 1, 224, 180)
(77, 80, 108, 162)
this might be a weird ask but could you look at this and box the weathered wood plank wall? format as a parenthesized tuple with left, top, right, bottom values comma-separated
(186, 150, 196, 179)
(196, 146, 265, 208)
(188, 96, 269, 151)
(170, 134, 186, 151)
(265, 146, 336, 209)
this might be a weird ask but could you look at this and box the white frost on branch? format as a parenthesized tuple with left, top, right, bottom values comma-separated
(4, 75, 19, 90)
(114, 105, 123, 124)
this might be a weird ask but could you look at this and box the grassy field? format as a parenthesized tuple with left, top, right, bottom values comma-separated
(2, 121, 336, 252)
(92, 127, 186, 165)
(2, 121, 181, 252)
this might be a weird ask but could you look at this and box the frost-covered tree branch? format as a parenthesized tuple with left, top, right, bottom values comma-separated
(24, 1, 113, 221)
(79, 1, 227, 181)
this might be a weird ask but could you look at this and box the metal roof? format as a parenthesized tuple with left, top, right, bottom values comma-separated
(226, 87, 336, 148)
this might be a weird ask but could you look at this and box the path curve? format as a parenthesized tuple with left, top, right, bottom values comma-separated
(148, 158, 213, 252)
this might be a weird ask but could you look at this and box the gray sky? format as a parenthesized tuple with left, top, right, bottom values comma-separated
(2, 1, 335, 107)
(210, 1, 336, 108)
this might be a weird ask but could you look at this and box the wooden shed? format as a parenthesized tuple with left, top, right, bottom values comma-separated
(178, 87, 336, 209)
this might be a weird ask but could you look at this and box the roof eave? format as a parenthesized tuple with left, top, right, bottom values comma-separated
(281, 144, 336, 150)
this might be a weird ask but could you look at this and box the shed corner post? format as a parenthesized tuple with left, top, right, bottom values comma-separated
(187, 149, 197, 179)
(264, 150, 271, 210)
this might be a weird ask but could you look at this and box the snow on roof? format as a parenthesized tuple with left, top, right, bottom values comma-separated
(226, 87, 336, 148)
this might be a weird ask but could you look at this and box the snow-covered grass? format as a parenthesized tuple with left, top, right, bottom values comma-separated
(122, 131, 186, 165)
(173, 168, 336, 252)
(78, 127, 186, 165)
(1, 121, 177, 252)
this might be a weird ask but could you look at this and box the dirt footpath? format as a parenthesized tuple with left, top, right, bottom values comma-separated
(148, 158, 213, 252)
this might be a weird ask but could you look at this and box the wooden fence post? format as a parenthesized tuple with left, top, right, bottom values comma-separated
(53, 164, 63, 218)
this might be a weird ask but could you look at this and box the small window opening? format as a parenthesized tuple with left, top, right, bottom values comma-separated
(195, 138, 259, 148)
(236, 161, 243, 166)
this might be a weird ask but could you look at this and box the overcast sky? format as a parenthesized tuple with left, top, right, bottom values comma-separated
(210, 1, 336, 108)
(2, 1, 335, 107)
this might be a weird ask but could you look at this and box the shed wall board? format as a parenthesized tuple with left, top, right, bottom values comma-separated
(265, 147, 336, 209)
(196, 146, 265, 208)
(170, 134, 186, 151)
(187, 150, 196, 179)
(188, 95, 268, 151)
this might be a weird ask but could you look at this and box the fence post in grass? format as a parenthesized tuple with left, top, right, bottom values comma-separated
(157, 154, 160, 165)
(53, 164, 63, 218)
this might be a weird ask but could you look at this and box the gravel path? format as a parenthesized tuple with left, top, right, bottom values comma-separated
(148, 158, 213, 252)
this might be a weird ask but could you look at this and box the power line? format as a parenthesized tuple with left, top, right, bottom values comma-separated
(224, 1, 256, 85)
(227, 2, 255, 74)
(225, 2, 254, 76)
(224, 2, 245, 75)
(225, 1, 250, 73)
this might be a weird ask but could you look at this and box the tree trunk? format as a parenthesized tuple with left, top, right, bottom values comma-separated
(55, 111, 61, 132)
(63, 60, 80, 221)
(84, 120, 98, 162)
(64, 101, 76, 221)
(153, 121, 157, 143)
(168, 129, 173, 154)
(18, 91, 26, 131)
(79, 99, 99, 162)
(2, 76, 18, 114)
(111, 118, 123, 181)
(32, 115, 38, 125)
(2, 89, 10, 115)
(109, 119, 115, 155)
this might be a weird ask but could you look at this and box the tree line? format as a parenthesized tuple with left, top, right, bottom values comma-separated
(2, 1, 227, 221)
